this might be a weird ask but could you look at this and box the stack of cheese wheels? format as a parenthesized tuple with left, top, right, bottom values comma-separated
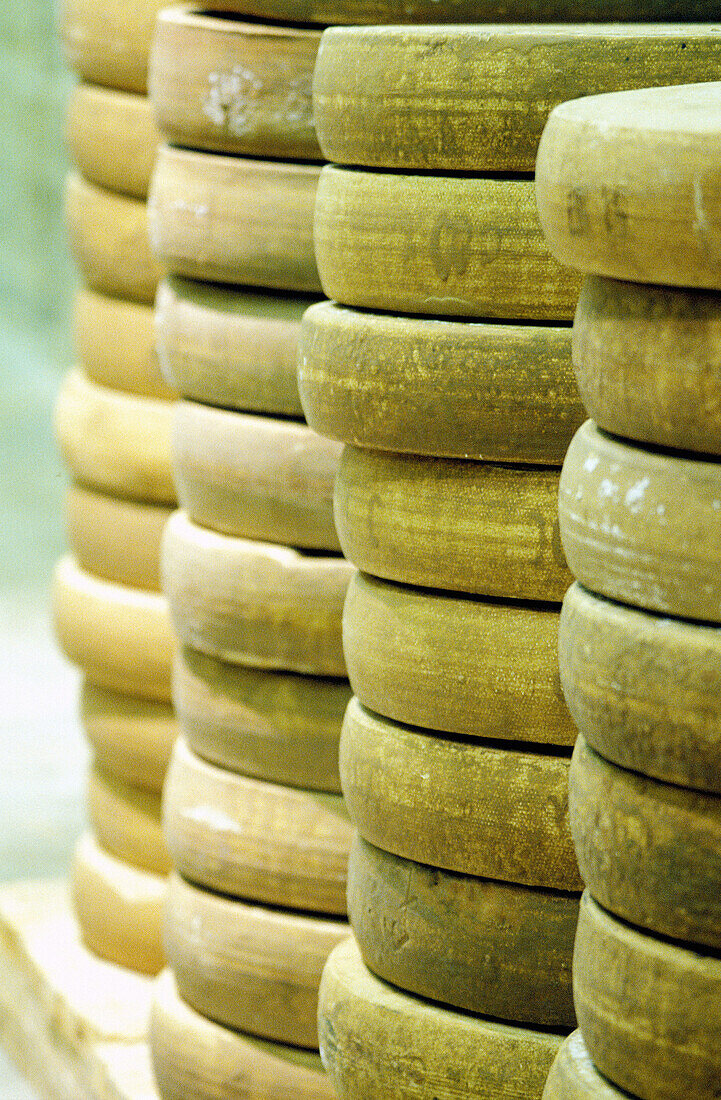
(54, 0, 177, 978)
(300, 27, 721, 1100)
(536, 82, 721, 1100)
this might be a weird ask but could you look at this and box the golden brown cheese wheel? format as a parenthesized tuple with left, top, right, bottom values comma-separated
(341, 698, 581, 892)
(335, 444, 570, 601)
(74, 290, 174, 401)
(151, 969, 334, 1100)
(164, 874, 348, 1048)
(574, 892, 721, 1100)
(71, 833, 166, 976)
(148, 146, 321, 292)
(349, 836, 578, 1027)
(560, 420, 721, 623)
(60, 0, 167, 91)
(150, 8, 321, 160)
(162, 512, 350, 676)
(320, 937, 563, 1100)
(173, 401, 341, 550)
(53, 556, 173, 702)
(315, 166, 580, 321)
(163, 737, 352, 913)
(87, 765, 170, 876)
(344, 572, 574, 747)
(66, 84, 159, 200)
(66, 485, 171, 591)
(536, 82, 721, 291)
(560, 583, 721, 794)
(542, 1031, 626, 1100)
(81, 681, 176, 794)
(174, 646, 347, 794)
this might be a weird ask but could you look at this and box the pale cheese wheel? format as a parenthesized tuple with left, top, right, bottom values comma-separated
(173, 401, 341, 550)
(163, 737, 352, 913)
(60, 0, 168, 91)
(148, 146, 321, 292)
(71, 833, 166, 976)
(335, 444, 570, 601)
(560, 582, 721, 794)
(75, 290, 174, 400)
(344, 572, 575, 747)
(174, 646, 347, 793)
(560, 420, 721, 623)
(151, 969, 333, 1100)
(542, 1031, 626, 1100)
(341, 698, 581, 891)
(320, 937, 563, 1100)
(315, 166, 580, 321)
(574, 892, 721, 1100)
(87, 764, 170, 875)
(536, 82, 721, 290)
(81, 681, 176, 794)
(164, 873, 348, 1048)
(162, 512, 350, 676)
(66, 84, 159, 200)
(53, 556, 173, 702)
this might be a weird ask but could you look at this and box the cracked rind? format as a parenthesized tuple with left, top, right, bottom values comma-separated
(67, 84, 160, 200)
(542, 1031, 627, 1099)
(66, 486, 171, 592)
(75, 291, 174, 401)
(81, 682, 176, 795)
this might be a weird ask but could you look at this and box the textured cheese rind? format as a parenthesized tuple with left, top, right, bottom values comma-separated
(542, 1031, 626, 1100)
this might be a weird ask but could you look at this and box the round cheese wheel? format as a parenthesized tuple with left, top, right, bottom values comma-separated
(543, 1031, 626, 1100)
(71, 833, 165, 975)
(164, 873, 348, 1048)
(174, 646, 347, 793)
(87, 765, 170, 875)
(155, 277, 308, 415)
(66, 484, 170, 591)
(81, 681, 176, 794)
(55, 369, 175, 505)
(536, 81, 721, 291)
(560, 582, 721, 794)
(150, 9, 321, 160)
(560, 420, 721, 623)
(340, 698, 581, 891)
(163, 737, 352, 913)
(173, 401, 341, 550)
(148, 146, 321, 292)
(60, 0, 166, 91)
(344, 572, 574, 747)
(151, 969, 333, 1100)
(162, 512, 350, 676)
(66, 173, 162, 304)
(349, 836, 578, 1027)
(315, 166, 580, 321)
(66, 83, 159, 199)
(335, 444, 570, 601)
(320, 937, 563, 1100)
(53, 556, 174, 702)
(74, 290, 174, 400)
(574, 891, 721, 1100)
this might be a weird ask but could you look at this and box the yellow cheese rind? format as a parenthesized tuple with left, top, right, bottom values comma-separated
(81, 681, 176, 794)
(66, 83, 159, 199)
(87, 765, 170, 876)
(542, 1031, 627, 1100)
(75, 290, 174, 400)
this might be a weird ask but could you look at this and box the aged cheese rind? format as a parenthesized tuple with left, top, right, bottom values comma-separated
(81, 681, 176, 794)
(67, 84, 159, 199)
(542, 1031, 627, 1100)
(66, 485, 171, 591)
(87, 765, 170, 876)
(75, 290, 174, 400)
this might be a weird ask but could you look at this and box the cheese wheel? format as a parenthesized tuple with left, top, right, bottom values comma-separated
(174, 646, 347, 793)
(173, 402, 341, 550)
(87, 765, 170, 875)
(542, 1031, 626, 1100)
(164, 874, 348, 1047)
(560, 420, 721, 623)
(574, 892, 721, 1100)
(349, 836, 577, 1027)
(148, 146, 321, 292)
(335, 444, 570, 601)
(75, 290, 174, 400)
(299, 301, 579, 464)
(536, 82, 721, 290)
(320, 937, 563, 1100)
(66, 173, 161, 304)
(341, 698, 580, 891)
(163, 737, 352, 913)
(315, 166, 580, 321)
(151, 969, 333, 1100)
(344, 572, 574, 747)
(81, 681, 176, 794)
(66, 84, 159, 199)
(150, 8, 321, 160)
(53, 556, 173, 702)
(560, 583, 721, 794)
(55, 369, 175, 505)
(162, 512, 350, 676)
(71, 833, 165, 976)
(66, 485, 170, 591)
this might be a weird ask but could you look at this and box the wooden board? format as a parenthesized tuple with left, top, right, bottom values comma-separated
(81, 681, 176, 795)
(344, 572, 574, 747)
(536, 81, 721, 291)
(560, 420, 721, 623)
(75, 291, 174, 401)
(173, 401, 341, 550)
(163, 737, 352, 913)
(67, 84, 159, 200)
(164, 873, 348, 1048)
(336, 444, 570, 601)
(315, 166, 580, 320)
(149, 9, 321, 160)
(174, 645, 347, 794)
(341, 698, 581, 891)
(148, 146, 321, 292)
(543, 1031, 626, 1100)
(87, 767, 169, 876)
